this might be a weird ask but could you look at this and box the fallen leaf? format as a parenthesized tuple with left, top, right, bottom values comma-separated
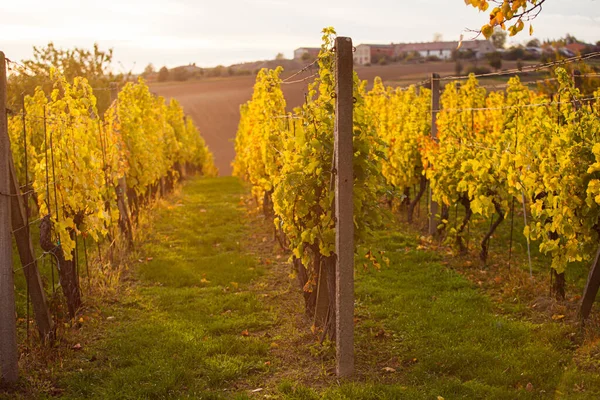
(270, 342, 279, 349)
(200, 278, 210, 284)
(264, 361, 271, 366)
(146, 257, 153, 261)
(241, 329, 249, 337)
(526, 382, 534, 392)
(382, 367, 396, 373)
(437, 396, 445, 400)
(552, 314, 565, 321)
(230, 282, 239, 289)
(251, 388, 263, 393)
(72, 343, 82, 351)
(200, 209, 207, 213)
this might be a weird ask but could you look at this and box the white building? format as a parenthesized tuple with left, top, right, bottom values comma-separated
(352, 40, 496, 65)
(395, 40, 496, 61)
(293, 47, 320, 60)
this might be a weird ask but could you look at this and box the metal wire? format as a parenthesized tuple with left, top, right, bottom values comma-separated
(437, 52, 600, 81)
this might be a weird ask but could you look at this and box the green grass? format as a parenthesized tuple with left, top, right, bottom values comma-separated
(52, 177, 275, 399)
(9, 176, 600, 399)
(271, 227, 600, 399)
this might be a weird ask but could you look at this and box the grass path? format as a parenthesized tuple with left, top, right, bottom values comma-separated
(32, 176, 600, 399)
(57, 177, 276, 399)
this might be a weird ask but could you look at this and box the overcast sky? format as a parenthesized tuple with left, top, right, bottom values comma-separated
(1, 0, 599, 73)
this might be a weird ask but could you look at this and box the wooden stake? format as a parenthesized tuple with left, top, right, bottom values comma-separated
(334, 36, 354, 378)
(0, 51, 19, 383)
(429, 73, 440, 236)
(9, 156, 54, 342)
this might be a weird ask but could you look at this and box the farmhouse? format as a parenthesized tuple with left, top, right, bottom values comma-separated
(293, 47, 320, 60)
(354, 43, 396, 65)
(352, 40, 496, 65)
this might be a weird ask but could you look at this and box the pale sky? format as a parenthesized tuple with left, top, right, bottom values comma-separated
(1, 0, 599, 73)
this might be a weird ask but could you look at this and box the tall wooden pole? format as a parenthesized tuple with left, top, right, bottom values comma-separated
(428, 73, 440, 236)
(110, 83, 134, 246)
(9, 156, 54, 342)
(0, 51, 19, 383)
(334, 36, 354, 378)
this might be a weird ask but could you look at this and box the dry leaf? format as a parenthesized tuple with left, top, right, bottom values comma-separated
(251, 388, 263, 393)
(241, 329, 249, 337)
(526, 382, 533, 392)
(552, 314, 565, 321)
(72, 343, 82, 351)
(200, 278, 210, 284)
(382, 367, 396, 373)
(270, 342, 279, 349)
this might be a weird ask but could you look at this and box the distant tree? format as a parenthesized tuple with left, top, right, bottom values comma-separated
(433, 33, 443, 42)
(503, 46, 525, 60)
(452, 49, 476, 61)
(275, 53, 286, 60)
(172, 67, 189, 82)
(486, 51, 503, 71)
(301, 52, 311, 61)
(526, 38, 541, 48)
(516, 59, 524, 71)
(158, 66, 169, 82)
(597, 40, 600, 46)
(6, 42, 122, 115)
(564, 33, 578, 44)
(455, 60, 464, 75)
(142, 63, 155, 77)
(491, 27, 507, 49)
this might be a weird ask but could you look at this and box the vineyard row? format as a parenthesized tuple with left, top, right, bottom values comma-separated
(0, 53, 216, 380)
(232, 29, 600, 335)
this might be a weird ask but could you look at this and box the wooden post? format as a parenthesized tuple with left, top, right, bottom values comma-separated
(9, 156, 54, 342)
(578, 70, 600, 320)
(0, 51, 19, 383)
(428, 73, 440, 236)
(573, 70, 582, 91)
(110, 83, 134, 246)
(580, 245, 600, 321)
(334, 36, 354, 378)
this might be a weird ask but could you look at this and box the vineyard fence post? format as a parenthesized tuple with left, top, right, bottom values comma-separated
(577, 69, 600, 321)
(9, 155, 54, 342)
(110, 83, 134, 246)
(428, 73, 440, 236)
(334, 36, 354, 378)
(0, 51, 19, 383)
